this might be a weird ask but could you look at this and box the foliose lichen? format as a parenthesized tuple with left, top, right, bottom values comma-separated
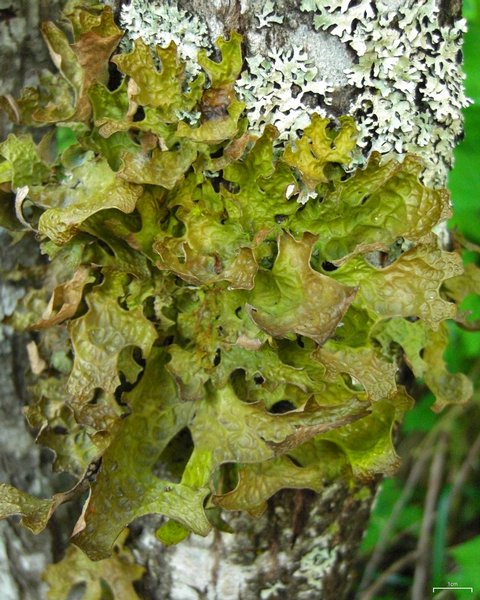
(119, 0, 470, 185)
(119, 0, 337, 140)
(0, 2, 475, 568)
(237, 47, 333, 141)
(120, 0, 209, 73)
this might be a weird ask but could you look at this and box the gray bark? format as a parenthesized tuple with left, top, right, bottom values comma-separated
(0, 0, 465, 599)
(0, 1, 67, 136)
(0, 2, 70, 599)
(130, 484, 378, 600)
(0, 231, 75, 600)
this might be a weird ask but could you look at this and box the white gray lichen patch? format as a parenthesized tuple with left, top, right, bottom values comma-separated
(236, 46, 333, 140)
(255, 0, 284, 29)
(118, 0, 469, 186)
(293, 534, 338, 592)
(120, 0, 210, 73)
(300, 0, 471, 185)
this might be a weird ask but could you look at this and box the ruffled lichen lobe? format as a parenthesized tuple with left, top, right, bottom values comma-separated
(0, 4, 475, 585)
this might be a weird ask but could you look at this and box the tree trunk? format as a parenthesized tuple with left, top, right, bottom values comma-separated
(0, 0, 67, 136)
(0, 2, 69, 598)
(0, 0, 467, 598)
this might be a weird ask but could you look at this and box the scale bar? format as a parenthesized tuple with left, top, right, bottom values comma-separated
(432, 588, 474, 592)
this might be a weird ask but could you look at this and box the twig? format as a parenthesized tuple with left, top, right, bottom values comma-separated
(359, 446, 433, 592)
(418, 405, 462, 452)
(431, 430, 480, 583)
(359, 549, 419, 600)
(411, 432, 448, 600)
(449, 430, 480, 509)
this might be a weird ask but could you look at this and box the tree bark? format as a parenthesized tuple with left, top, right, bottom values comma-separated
(0, 2, 69, 598)
(129, 483, 378, 600)
(0, 0, 467, 598)
(0, 1, 67, 136)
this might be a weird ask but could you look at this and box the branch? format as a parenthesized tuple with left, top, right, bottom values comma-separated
(412, 432, 448, 600)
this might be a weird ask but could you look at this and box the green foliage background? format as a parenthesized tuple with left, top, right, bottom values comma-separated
(359, 1, 480, 597)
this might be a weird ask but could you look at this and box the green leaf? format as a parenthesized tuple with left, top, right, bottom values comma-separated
(40, 11, 121, 123)
(315, 342, 398, 402)
(88, 78, 176, 149)
(443, 261, 480, 304)
(56, 127, 77, 153)
(213, 342, 323, 401)
(0, 484, 57, 534)
(319, 388, 413, 477)
(222, 125, 298, 234)
(113, 39, 204, 120)
(79, 210, 152, 279)
(25, 377, 104, 475)
(0, 475, 88, 536)
(176, 98, 245, 143)
(72, 349, 211, 560)
(449, 107, 480, 245)
(402, 392, 437, 434)
(153, 176, 253, 286)
(212, 456, 329, 514)
(422, 324, 473, 412)
(91, 130, 141, 171)
(373, 319, 473, 411)
(448, 535, 480, 594)
(155, 520, 190, 546)
(119, 141, 197, 188)
(67, 7, 123, 120)
(65, 3, 122, 41)
(40, 21, 83, 115)
(181, 383, 369, 490)
(13, 73, 75, 125)
(1, 5, 121, 126)
(165, 344, 210, 401)
(89, 79, 130, 126)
